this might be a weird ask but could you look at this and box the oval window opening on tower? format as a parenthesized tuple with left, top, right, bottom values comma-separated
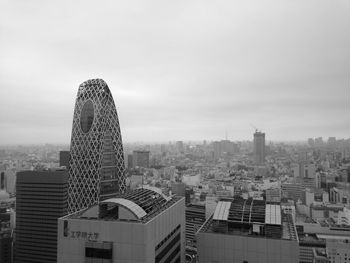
(80, 100, 94, 133)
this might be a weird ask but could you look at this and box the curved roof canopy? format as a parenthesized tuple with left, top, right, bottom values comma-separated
(101, 198, 147, 219)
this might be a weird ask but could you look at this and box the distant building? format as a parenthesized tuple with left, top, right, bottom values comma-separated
(176, 141, 184, 153)
(127, 154, 133, 170)
(15, 170, 68, 263)
(337, 206, 350, 226)
(212, 140, 237, 159)
(68, 79, 126, 214)
(308, 138, 315, 148)
(59, 150, 70, 168)
(171, 182, 186, 197)
(253, 131, 265, 165)
(132, 150, 150, 168)
(197, 198, 299, 263)
(266, 188, 281, 203)
(57, 188, 185, 263)
(315, 137, 324, 148)
(330, 187, 350, 205)
(0, 171, 4, 190)
(282, 183, 304, 202)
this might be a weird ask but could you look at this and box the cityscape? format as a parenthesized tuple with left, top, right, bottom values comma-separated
(1, 1, 350, 263)
(0, 79, 349, 262)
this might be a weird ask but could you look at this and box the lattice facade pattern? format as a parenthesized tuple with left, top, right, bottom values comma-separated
(68, 79, 126, 214)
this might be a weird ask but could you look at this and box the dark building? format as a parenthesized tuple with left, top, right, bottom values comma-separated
(15, 170, 68, 263)
(0, 208, 12, 263)
(1, 171, 5, 189)
(0, 231, 12, 263)
(185, 203, 206, 247)
(68, 79, 126, 214)
(59, 151, 70, 168)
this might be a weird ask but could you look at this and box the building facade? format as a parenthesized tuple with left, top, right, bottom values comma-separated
(15, 170, 68, 263)
(253, 131, 266, 165)
(57, 188, 185, 263)
(68, 79, 126, 213)
(197, 198, 299, 263)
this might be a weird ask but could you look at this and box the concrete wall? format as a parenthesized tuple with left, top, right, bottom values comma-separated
(57, 198, 185, 263)
(197, 232, 299, 263)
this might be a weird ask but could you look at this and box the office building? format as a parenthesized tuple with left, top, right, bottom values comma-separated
(282, 183, 304, 202)
(15, 170, 68, 263)
(132, 150, 150, 168)
(68, 79, 126, 213)
(197, 198, 299, 263)
(253, 131, 266, 165)
(185, 203, 206, 246)
(266, 188, 282, 203)
(57, 188, 185, 263)
(0, 231, 12, 263)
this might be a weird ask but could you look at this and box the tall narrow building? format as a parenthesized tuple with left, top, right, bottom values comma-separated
(253, 130, 266, 165)
(68, 79, 126, 214)
(15, 170, 68, 263)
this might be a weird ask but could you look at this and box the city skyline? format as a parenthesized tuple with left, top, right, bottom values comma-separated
(1, 0, 350, 144)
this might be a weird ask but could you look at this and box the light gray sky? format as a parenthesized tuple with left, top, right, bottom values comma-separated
(1, 0, 350, 144)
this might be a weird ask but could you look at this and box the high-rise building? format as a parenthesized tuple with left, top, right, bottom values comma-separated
(253, 131, 266, 165)
(197, 198, 299, 263)
(15, 170, 68, 263)
(0, 231, 12, 263)
(68, 79, 126, 214)
(132, 150, 150, 168)
(57, 188, 185, 263)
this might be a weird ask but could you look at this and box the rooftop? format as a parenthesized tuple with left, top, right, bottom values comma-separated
(64, 188, 182, 223)
(198, 198, 298, 241)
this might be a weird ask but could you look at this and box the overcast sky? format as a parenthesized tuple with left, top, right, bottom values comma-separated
(0, 0, 349, 144)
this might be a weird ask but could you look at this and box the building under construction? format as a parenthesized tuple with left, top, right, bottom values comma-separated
(197, 197, 299, 263)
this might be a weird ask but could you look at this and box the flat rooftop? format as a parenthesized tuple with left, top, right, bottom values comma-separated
(64, 188, 182, 223)
(198, 198, 298, 241)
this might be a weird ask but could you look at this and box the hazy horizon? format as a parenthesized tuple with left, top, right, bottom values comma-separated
(1, 0, 349, 144)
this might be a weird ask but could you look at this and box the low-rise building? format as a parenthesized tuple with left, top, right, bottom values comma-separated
(196, 198, 299, 263)
(57, 188, 185, 263)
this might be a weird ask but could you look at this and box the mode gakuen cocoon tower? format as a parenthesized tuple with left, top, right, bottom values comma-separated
(68, 79, 126, 214)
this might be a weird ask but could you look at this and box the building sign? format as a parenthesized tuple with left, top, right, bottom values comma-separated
(63, 220, 99, 241)
(70, 231, 99, 241)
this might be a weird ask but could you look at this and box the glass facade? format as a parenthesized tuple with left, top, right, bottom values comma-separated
(68, 79, 126, 214)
